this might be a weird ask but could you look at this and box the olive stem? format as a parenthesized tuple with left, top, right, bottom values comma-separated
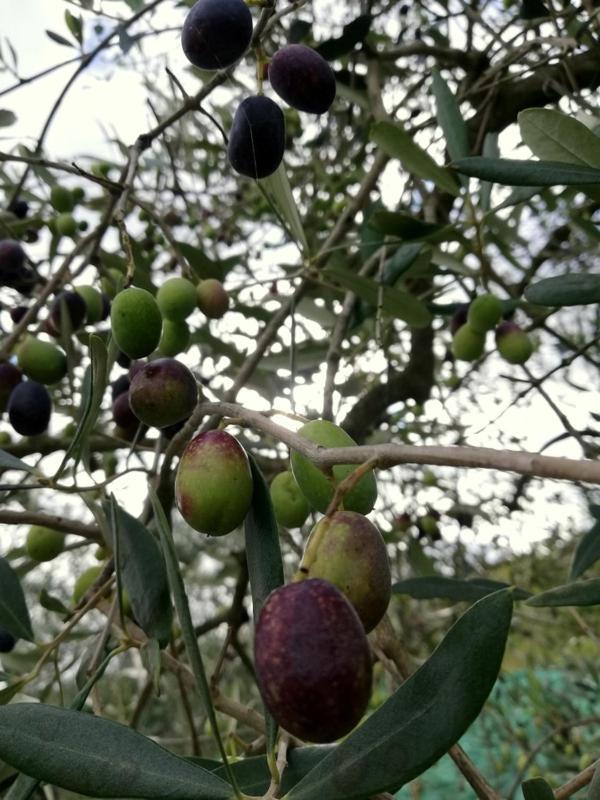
(324, 457, 379, 517)
(294, 516, 332, 579)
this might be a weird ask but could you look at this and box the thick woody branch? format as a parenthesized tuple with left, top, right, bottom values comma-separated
(194, 401, 600, 485)
(0, 510, 101, 541)
(468, 45, 600, 138)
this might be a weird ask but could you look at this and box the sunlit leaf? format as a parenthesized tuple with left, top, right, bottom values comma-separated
(519, 109, 600, 168)
(259, 164, 309, 254)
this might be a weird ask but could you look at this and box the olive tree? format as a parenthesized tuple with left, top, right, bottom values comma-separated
(0, 0, 599, 798)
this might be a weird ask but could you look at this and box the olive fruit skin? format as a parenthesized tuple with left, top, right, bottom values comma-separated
(50, 290, 87, 332)
(495, 321, 533, 365)
(17, 336, 67, 385)
(110, 287, 162, 358)
(75, 285, 104, 324)
(181, 0, 252, 71)
(175, 430, 253, 535)
(111, 374, 130, 402)
(290, 419, 377, 515)
(302, 511, 391, 632)
(8, 381, 52, 436)
(0, 627, 16, 653)
(196, 279, 229, 319)
(228, 96, 285, 180)
(255, 579, 372, 743)
(25, 525, 65, 562)
(55, 213, 78, 237)
(112, 391, 139, 435)
(0, 240, 27, 287)
(156, 277, 197, 322)
(158, 319, 190, 357)
(129, 358, 198, 428)
(0, 362, 23, 412)
(50, 185, 74, 213)
(451, 323, 485, 362)
(467, 293, 503, 333)
(268, 45, 336, 114)
(72, 565, 103, 604)
(449, 303, 470, 335)
(270, 470, 310, 528)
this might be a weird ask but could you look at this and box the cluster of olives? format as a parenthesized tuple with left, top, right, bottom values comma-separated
(175, 418, 391, 743)
(451, 293, 534, 365)
(0, 250, 228, 439)
(112, 357, 197, 439)
(47, 184, 87, 238)
(0, 274, 111, 437)
(181, 0, 336, 179)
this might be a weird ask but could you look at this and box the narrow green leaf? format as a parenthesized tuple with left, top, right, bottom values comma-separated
(6, 647, 122, 800)
(570, 506, 600, 580)
(259, 340, 330, 374)
(0, 110, 16, 128)
(524, 273, 600, 306)
(454, 157, 600, 186)
(382, 243, 424, 283)
(526, 578, 600, 607)
(102, 500, 172, 648)
(0, 704, 234, 800)
(369, 211, 444, 241)
(244, 455, 285, 754)
(176, 241, 236, 281)
(244, 455, 285, 619)
(479, 132, 499, 212)
(39, 588, 70, 616)
(0, 558, 33, 642)
(521, 776, 555, 799)
(322, 264, 432, 327)
(287, 590, 513, 800)
(588, 763, 600, 799)
(149, 486, 239, 793)
(210, 747, 335, 796)
(55, 335, 108, 477)
(316, 14, 372, 60)
(0, 450, 35, 473)
(64, 10, 83, 44)
(259, 164, 309, 254)
(0, 681, 27, 706)
(518, 109, 600, 168)
(371, 120, 460, 196)
(431, 70, 469, 162)
(45, 30, 73, 47)
(392, 576, 531, 602)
